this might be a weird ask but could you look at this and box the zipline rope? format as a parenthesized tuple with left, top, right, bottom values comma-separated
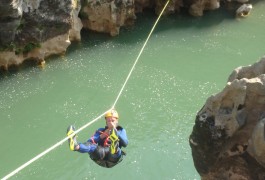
(112, 0, 170, 108)
(2, 0, 170, 179)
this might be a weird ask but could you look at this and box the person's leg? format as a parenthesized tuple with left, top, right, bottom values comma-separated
(78, 142, 97, 153)
(66, 125, 78, 151)
(104, 148, 123, 168)
(67, 125, 97, 153)
(108, 148, 122, 161)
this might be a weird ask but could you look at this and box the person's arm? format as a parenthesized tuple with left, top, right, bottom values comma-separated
(88, 128, 103, 144)
(117, 128, 128, 147)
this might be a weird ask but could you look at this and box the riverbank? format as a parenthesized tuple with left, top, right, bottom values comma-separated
(0, 0, 255, 71)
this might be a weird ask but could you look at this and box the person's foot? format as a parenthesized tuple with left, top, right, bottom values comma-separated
(66, 125, 78, 151)
(109, 129, 119, 154)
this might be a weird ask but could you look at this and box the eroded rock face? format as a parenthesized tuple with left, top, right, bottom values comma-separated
(0, 0, 256, 70)
(69, 0, 83, 41)
(185, 0, 220, 17)
(0, 0, 82, 69)
(134, 0, 154, 13)
(80, 0, 136, 36)
(154, 0, 183, 15)
(236, 4, 253, 18)
(190, 57, 265, 180)
(0, 0, 21, 46)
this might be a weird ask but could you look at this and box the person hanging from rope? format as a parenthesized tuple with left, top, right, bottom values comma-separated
(66, 109, 128, 168)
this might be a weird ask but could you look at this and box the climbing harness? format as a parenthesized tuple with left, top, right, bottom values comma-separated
(2, 0, 171, 179)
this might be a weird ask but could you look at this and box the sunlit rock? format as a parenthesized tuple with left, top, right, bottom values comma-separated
(69, 0, 83, 41)
(190, 56, 265, 179)
(0, 34, 70, 69)
(80, 0, 136, 36)
(236, 4, 252, 18)
(248, 118, 265, 167)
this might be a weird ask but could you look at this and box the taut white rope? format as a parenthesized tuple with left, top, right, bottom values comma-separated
(112, 0, 171, 108)
(2, 110, 110, 180)
(2, 0, 171, 179)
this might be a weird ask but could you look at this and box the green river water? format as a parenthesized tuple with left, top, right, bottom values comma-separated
(1, 3, 265, 180)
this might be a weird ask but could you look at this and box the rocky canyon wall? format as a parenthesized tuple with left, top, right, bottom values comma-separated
(189, 56, 265, 180)
(0, 0, 255, 70)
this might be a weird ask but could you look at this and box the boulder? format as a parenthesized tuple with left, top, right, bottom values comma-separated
(236, 4, 252, 18)
(190, 56, 265, 179)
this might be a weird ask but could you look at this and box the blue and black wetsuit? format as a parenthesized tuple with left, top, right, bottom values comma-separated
(78, 126, 128, 168)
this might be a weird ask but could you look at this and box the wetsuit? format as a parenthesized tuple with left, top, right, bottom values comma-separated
(78, 126, 128, 168)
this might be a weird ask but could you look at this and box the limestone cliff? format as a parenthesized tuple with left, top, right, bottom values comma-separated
(80, 0, 136, 36)
(189, 57, 265, 180)
(0, 0, 82, 70)
(0, 0, 254, 70)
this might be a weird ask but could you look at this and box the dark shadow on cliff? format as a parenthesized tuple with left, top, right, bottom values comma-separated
(111, 7, 234, 45)
(66, 10, 158, 55)
(67, 6, 234, 55)
(0, 59, 40, 79)
(2, 2, 259, 75)
(66, 29, 116, 55)
(151, 6, 234, 33)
